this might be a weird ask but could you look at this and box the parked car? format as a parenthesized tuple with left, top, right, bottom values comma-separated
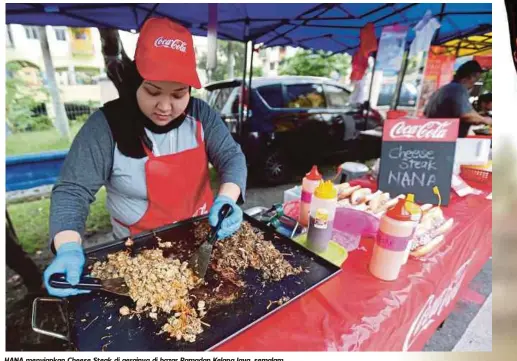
(206, 76, 384, 184)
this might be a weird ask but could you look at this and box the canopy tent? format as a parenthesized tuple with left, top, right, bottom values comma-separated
(6, 3, 492, 55)
(438, 32, 492, 57)
(6, 3, 492, 126)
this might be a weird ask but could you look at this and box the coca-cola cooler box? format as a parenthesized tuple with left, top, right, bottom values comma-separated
(377, 118, 460, 205)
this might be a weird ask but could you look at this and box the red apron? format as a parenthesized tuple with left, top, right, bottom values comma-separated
(116, 118, 214, 235)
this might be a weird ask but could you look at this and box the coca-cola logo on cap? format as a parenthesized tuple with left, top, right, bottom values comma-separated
(154, 37, 187, 53)
(383, 118, 459, 142)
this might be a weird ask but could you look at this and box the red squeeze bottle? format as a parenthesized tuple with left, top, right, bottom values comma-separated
(298, 165, 322, 227)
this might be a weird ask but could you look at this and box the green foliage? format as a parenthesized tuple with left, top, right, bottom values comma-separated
(481, 69, 492, 93)
(252, 66, 263, 77)
(198, 40, 245, 82)
(198, 40, 264, 82)
(73, 114, 90, 123)
(6, 122, 83, 156)
(6, 62, 52, 132)
(278, 49, 351, 78)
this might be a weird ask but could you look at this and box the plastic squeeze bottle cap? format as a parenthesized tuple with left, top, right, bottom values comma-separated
(386, 198, 412, 221)
(314, 180, 337, 199)
(404, 193, 422, 220)
(305, 165, 323, 181)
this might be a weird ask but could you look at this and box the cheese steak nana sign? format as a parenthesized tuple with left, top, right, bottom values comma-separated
(378, 118, 459, 205)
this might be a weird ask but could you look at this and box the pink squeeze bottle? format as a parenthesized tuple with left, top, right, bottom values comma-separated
(369, 196, 418, 281)
(299, 165, 322, 227)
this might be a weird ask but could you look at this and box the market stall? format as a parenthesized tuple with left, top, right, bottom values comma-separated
(216, 178, 491, 351)
(216, 116, 492, 351)
(8, 3, 492, 352)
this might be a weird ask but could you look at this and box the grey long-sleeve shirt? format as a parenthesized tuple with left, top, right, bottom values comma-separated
(49, 97, 247, 245)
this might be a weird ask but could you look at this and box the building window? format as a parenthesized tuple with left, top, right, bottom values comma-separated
(270, 62, 275, 71)
(24, 26, 39, 40)
(55, 28, 66, 41)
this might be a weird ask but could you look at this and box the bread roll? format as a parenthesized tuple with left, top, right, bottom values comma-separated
(410, 235, 445, 257)
(351, 188, 372, 205)
(338, 185, 361, 200)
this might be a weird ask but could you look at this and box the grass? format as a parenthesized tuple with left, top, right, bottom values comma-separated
(8, 187, 112, 254)
(6, 122, 84, 156)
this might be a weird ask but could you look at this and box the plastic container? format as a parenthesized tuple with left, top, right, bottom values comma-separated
(307, 181, 338, 253)
(332, 207, 379, 251)
(299, 165, 322, 227)
(369, 195, 418, 281)
(460, 165, 492, 185)
(338, 162, 370, 183)
(283, 185, 302, 203)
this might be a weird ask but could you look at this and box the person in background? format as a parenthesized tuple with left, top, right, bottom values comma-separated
(475, 93, 492, 117)
(424, 60, 492, 138)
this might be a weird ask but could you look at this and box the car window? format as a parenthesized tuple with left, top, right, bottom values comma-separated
(285, 83, 327, 109)
(207, 89, 219, 108)
(257, 84, 283, 108)
(210, 87, 234, 112)
(323, 84, 350, 108)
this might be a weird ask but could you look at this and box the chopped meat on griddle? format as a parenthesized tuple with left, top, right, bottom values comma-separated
(195, 221, 303, 283)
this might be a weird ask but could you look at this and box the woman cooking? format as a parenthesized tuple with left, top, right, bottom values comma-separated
(44, 17, 247, 297)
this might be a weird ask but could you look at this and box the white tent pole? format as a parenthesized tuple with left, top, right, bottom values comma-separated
(38, 26, 70, 139)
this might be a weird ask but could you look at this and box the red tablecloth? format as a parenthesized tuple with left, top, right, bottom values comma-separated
(216, 179, 492, 351)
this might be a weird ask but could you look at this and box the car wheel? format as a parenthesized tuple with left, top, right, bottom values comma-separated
(262, 149, 290, 185)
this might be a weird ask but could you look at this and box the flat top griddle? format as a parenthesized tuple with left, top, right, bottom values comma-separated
(67, 214, 341, 351)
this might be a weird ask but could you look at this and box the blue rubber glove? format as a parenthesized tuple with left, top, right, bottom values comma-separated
(43, 242, 90, 297)
(209, 195, 243, 240)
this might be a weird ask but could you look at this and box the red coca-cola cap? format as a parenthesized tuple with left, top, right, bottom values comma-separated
(305, 165, 322, 181)
(135, 17, 201, 89)
(386, 198, 412, 221)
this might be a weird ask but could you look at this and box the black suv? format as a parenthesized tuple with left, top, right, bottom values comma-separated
(206, 76, 383, 184)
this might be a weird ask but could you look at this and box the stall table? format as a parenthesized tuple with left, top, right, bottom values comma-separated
(216, 179, 492, 351)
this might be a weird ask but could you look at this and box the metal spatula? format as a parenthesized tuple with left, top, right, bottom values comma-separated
(49, 273, 130, 297)
(188, 203, 232, 279)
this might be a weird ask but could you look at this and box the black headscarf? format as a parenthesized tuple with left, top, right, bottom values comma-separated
(101, 60, 192, 158)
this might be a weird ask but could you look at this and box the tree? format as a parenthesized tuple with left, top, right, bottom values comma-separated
(278, 49, 351, 78)
(6, 62, 52, 132)
(198, 40, 263, 83)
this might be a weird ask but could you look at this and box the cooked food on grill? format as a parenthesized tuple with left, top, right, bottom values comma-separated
(91, 249, 203, 342)
(195, 221, 303, 283)
(91, 220, 301, 343)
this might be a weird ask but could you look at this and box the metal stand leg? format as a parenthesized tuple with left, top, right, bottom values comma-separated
(6, 211, 43, 292)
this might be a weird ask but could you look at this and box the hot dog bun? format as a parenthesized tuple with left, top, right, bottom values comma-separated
(338, 185, 361, 200)
(351, 188, 372, 205)
(410, 235, 445, 257)
(368, 192, 390, 212)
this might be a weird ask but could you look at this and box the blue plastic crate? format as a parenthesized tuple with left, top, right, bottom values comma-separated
(6, 150, 68, 191)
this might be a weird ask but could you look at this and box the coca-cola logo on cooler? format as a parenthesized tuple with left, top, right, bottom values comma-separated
(389, 120, 453, 140)
(154, 37, 187, 53)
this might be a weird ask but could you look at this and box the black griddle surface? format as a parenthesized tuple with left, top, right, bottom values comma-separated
(67, 215, 341, 351)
